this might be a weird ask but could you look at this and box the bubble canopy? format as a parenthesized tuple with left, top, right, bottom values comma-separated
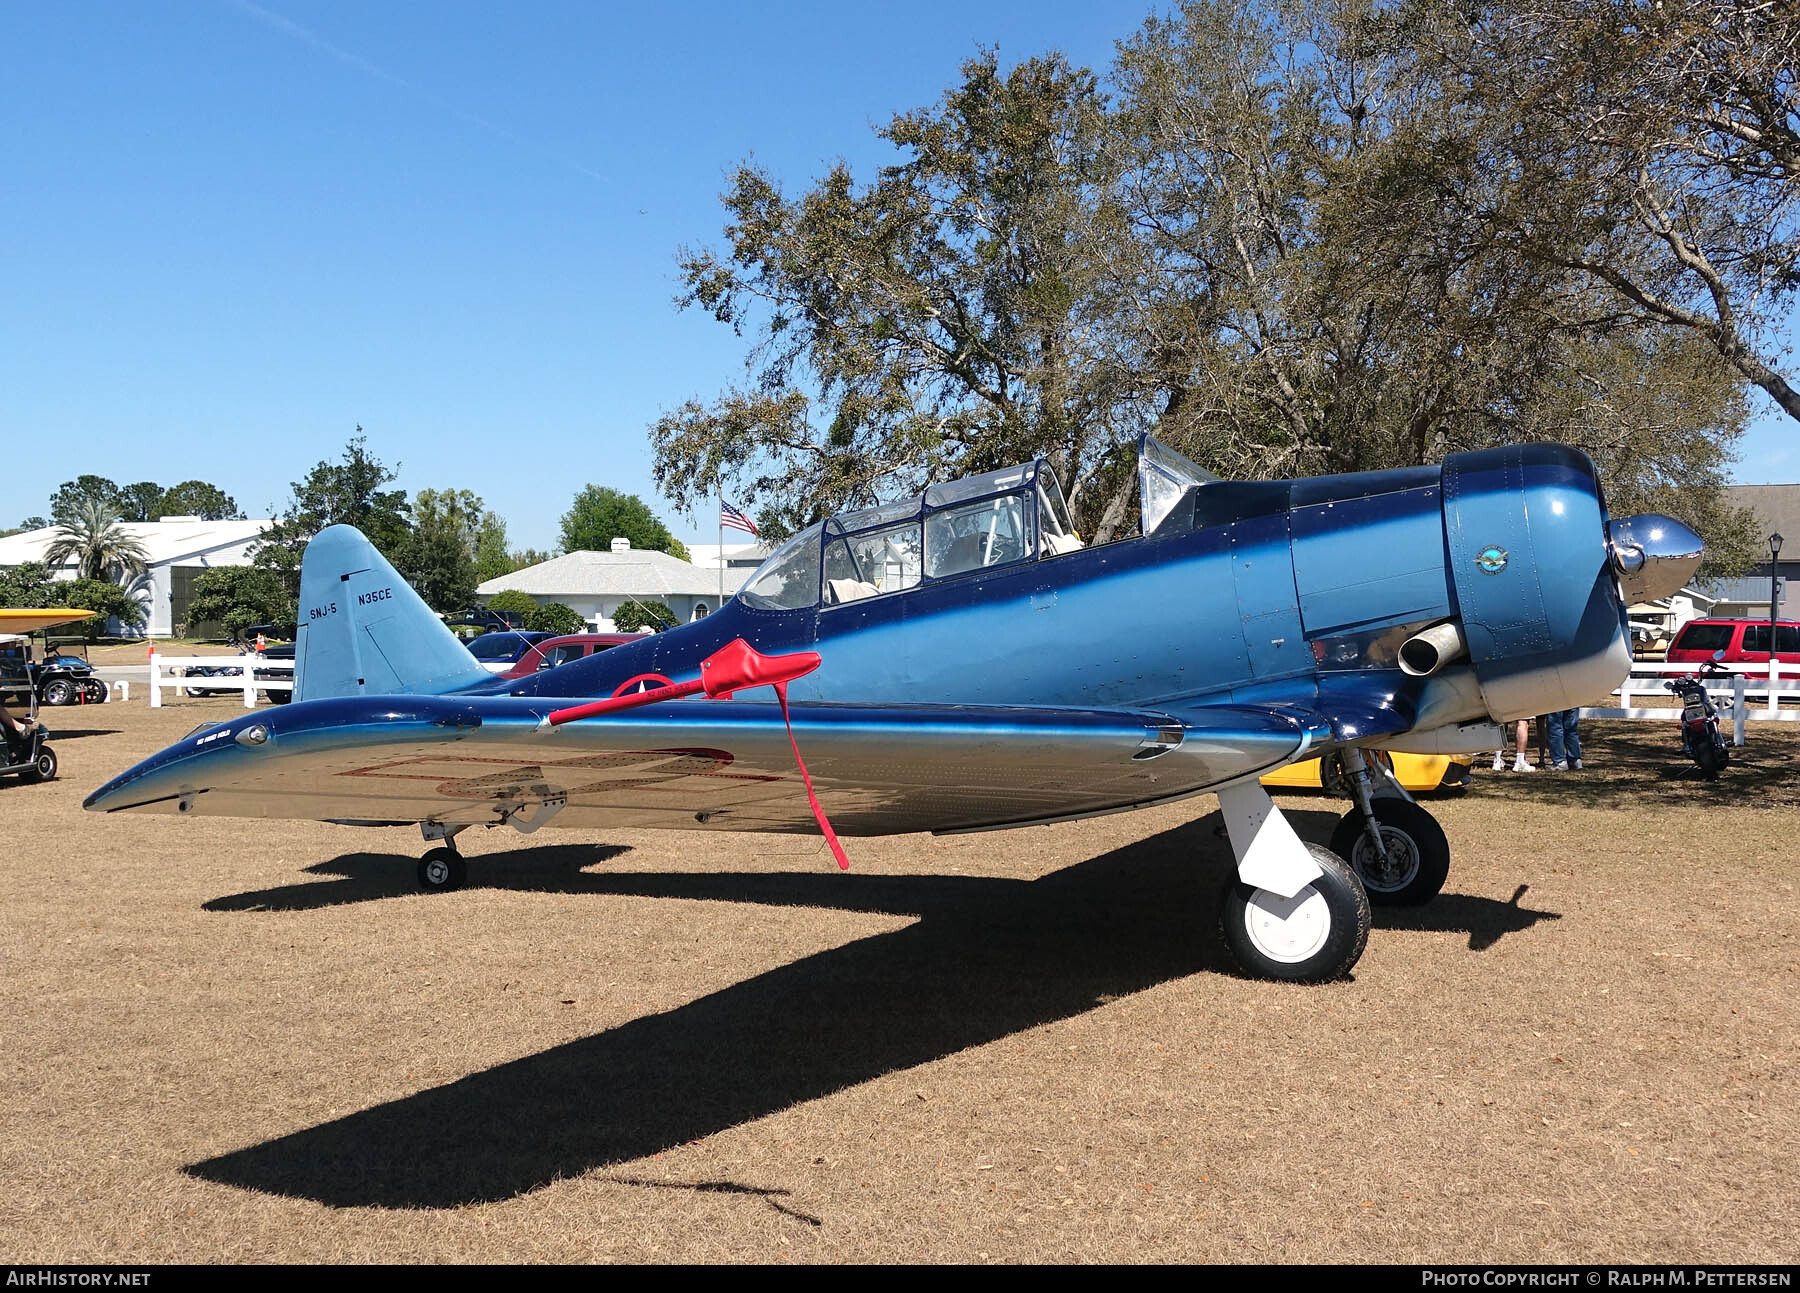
(737, 459, 1082, 612)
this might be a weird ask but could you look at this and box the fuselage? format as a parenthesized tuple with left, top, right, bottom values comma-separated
(86, 440, 1704, 830)
(491, 443, 1655, 743)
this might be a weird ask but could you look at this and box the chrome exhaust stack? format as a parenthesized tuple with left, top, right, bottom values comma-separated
(1398, 621, 1468, 678)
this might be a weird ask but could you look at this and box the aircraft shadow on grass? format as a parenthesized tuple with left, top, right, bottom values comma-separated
(187, 811, 1559, 1209)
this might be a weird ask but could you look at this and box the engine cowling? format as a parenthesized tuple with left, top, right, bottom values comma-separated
(1440, 444, 1638, 720)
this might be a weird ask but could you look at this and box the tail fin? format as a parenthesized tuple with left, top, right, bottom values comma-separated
(294, 525, 493, 701)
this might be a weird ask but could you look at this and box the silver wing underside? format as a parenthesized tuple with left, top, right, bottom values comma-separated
(87, 697, 1330, 837)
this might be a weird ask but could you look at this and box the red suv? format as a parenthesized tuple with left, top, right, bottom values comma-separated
(499, 633, 647, 680)
(1665, 618, 1800, 665)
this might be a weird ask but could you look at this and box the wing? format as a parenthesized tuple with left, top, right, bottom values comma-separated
(85, 693, 1333, 837)
(1177, 671, 1424, 748)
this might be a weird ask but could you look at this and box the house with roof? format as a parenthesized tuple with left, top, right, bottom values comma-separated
(688, 540, 775, 582)
(1698, 483, 1800, 620)
(476, 538, 751, 631)
(0, 516, 274, 637)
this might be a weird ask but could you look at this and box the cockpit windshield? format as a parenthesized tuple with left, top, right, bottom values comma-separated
(735, 459, 1086, 612)
(1138, 434, 1218, 535)
(739, 526, 824, 611)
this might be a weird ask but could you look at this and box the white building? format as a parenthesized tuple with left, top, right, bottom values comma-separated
(688, 541, 775, 577)
(477, 539, 752, 631)
(0, 517, 274, 637)
(1693, 483, 1800, 621)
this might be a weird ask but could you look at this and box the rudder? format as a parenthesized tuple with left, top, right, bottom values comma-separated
(294, 525, 493, 700)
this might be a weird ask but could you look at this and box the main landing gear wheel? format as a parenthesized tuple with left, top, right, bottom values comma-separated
(1220, 844, 1371, 983)
(1330, 798, 1450, 907)
(417, 846, 466, 892)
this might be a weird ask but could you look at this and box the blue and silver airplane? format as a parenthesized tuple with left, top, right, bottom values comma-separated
(86, 435, 1702, 982)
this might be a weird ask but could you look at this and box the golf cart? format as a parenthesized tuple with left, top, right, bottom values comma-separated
(0, 635, 58, 783)
(0, 608, 106, 708)
(34, 642, 106, 706)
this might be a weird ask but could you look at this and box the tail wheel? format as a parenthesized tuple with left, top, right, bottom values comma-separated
(1220, 844, 1370, 983)
(1330, 798, 1451, 906)
(417, 847, 467, 892)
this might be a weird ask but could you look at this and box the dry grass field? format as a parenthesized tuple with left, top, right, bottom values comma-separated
(2, 698, 1795, 1263)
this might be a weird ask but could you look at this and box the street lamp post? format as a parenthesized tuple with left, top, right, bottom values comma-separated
(1771, 532, 1785, 631)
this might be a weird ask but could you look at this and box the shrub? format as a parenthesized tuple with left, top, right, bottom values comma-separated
(59, 578, 146, 638)
(612, 600, 676, 633)
(186, 567, 288, 641)
(525, 602, 585, 635)
(484, 589, 538, 621)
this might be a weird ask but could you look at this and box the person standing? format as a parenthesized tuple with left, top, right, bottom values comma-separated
(1547, 708, 1584, 771)
(1490, 717, 1537, 772)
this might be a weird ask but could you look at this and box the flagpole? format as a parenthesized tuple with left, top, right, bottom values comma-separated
(717, 488, 724, 607)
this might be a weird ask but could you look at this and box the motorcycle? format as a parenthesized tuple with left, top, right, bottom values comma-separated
(182, 633, 296, 703)
(1665, 652, 1731, 780)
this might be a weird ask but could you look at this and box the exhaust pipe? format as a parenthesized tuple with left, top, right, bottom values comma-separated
(1398, 621, 1468, 678)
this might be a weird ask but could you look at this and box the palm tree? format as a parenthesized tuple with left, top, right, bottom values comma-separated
(43, 500, 149, 582)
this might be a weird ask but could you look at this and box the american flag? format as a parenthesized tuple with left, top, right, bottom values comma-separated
(720, 500, 760, 537)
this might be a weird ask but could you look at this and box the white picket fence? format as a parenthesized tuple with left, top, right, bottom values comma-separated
(147, 653, 293, 709)
(1582, 659, 1799, 746)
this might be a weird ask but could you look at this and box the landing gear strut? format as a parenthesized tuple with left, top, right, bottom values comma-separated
(417, 823, 468, 892)
(1216, 782, 1371, 982)
(1329, 748, 1449, 906)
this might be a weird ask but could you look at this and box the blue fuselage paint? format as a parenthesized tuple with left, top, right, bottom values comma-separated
(490, 443, 1624, 732)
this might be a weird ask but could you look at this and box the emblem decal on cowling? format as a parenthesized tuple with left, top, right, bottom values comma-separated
(1476, 545, 1509, 574)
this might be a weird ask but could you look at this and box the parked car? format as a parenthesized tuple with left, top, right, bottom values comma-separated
(465, 630, 555, 674)
(257, 640, 296, 702)
(443, 608, 526, 640)
(1263, 750, 1472, 794)
(1665, 617, 1800, 666)
(499, 632, 648, 680)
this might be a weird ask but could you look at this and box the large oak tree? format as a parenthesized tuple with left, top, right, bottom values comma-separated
(654, 0, 1771, 567)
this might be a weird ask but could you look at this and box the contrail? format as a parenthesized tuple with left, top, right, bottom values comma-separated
(226, 0, 609, 183)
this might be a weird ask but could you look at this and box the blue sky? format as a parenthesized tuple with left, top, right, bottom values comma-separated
(2, 1, 1792, 550)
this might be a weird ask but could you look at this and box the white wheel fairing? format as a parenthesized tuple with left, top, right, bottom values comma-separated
(1240, 884, 1332, 964)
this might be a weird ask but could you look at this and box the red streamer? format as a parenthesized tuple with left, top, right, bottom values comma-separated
(544, 639, 849, 869)
(773, 681, 849, 870)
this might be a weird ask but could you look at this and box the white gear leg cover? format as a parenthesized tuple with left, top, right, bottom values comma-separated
(1217, 781, 1326, 899)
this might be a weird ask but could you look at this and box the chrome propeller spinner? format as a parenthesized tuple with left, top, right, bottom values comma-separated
(1607, 514, 1705, 604)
